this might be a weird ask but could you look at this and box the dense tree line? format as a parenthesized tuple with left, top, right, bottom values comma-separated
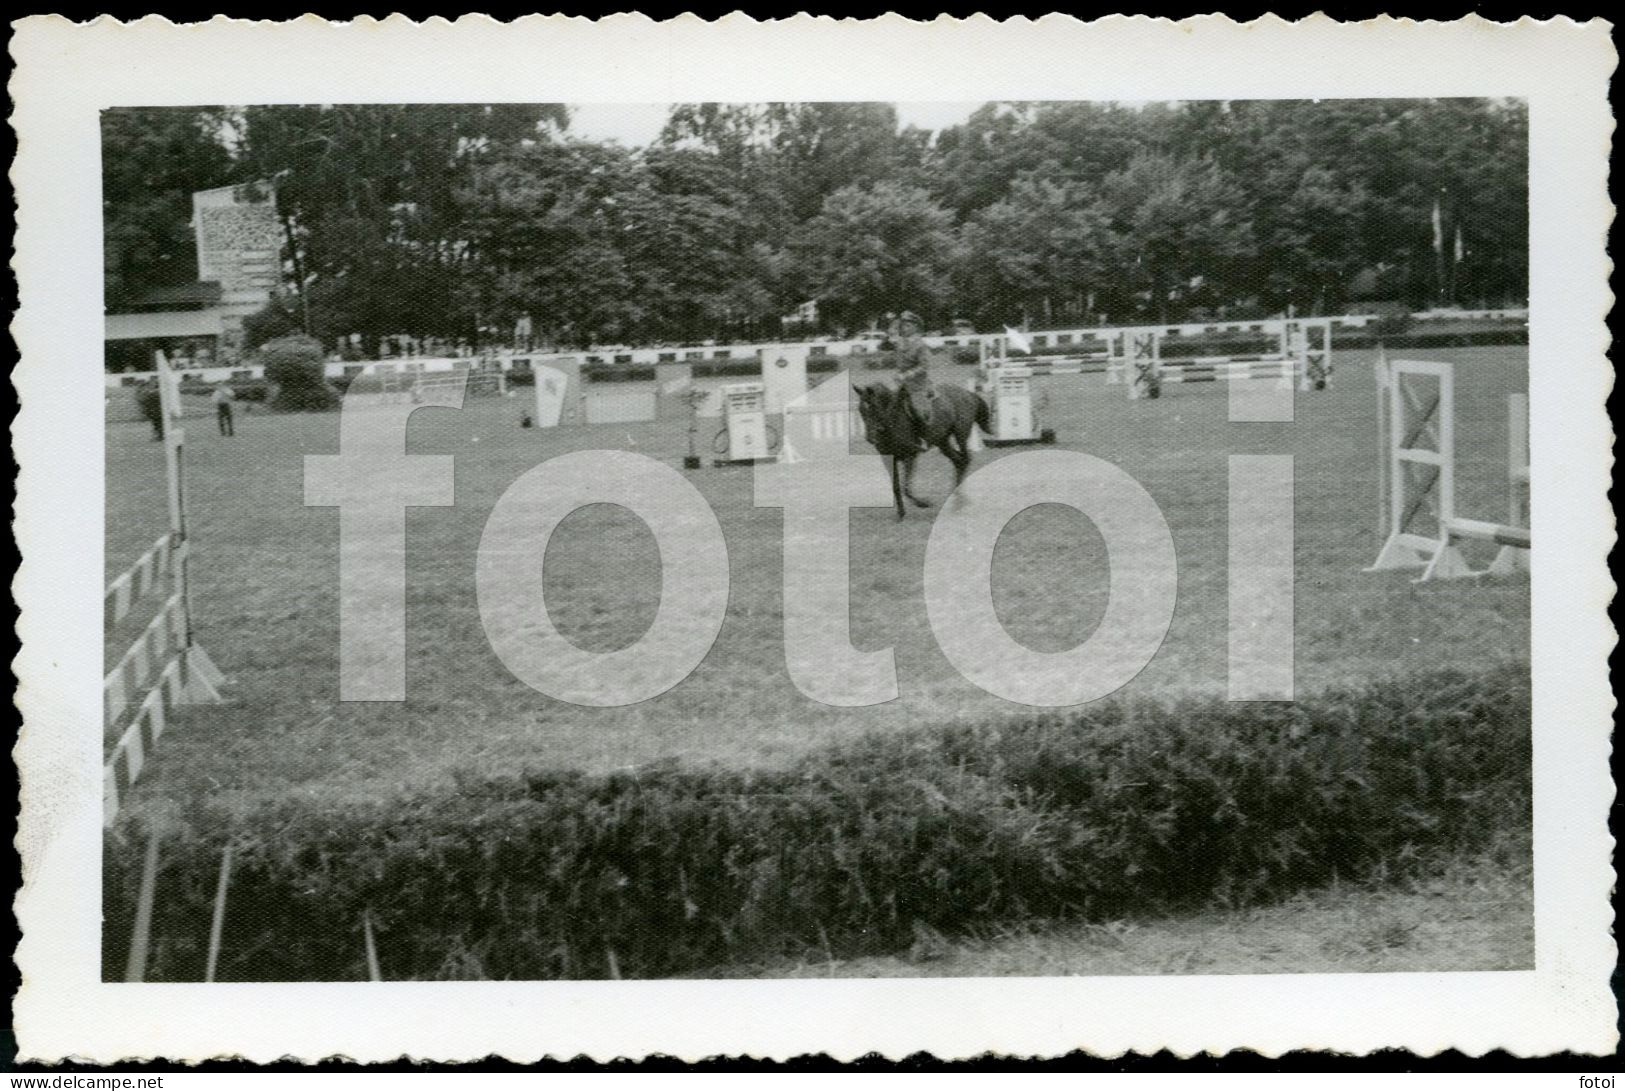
(102, 99, 1527, 353)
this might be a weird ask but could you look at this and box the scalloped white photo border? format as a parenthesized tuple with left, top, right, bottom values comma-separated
(11, 14, 1617, 1063)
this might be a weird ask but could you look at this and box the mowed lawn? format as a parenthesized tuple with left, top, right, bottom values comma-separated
(108, 346, 1530, 813)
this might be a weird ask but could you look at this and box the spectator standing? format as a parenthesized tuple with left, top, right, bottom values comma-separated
(213, 383, 236, 437)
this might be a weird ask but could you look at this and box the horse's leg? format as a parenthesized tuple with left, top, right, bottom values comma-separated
(889, 455, 906, 520)
(903, 453, 932, 508)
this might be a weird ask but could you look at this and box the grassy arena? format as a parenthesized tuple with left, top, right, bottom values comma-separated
(109, 346, 1530, 815)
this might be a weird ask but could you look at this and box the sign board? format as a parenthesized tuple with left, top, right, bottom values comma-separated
(192, 182, 281, 300)
(762, 344, 809, 414)
(532, 357, 583, 428)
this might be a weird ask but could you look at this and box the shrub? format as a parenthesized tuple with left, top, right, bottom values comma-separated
(584, 363, 656, 383)
(259, 334, 339, 412)
(104, 665, 1530, 982)
(1319, 327, 1526, 351)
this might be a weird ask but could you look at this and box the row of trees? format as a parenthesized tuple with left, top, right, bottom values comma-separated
(103, 99, 1528, 353)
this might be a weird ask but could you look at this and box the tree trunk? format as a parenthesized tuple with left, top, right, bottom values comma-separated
(278, 208, 313, 334)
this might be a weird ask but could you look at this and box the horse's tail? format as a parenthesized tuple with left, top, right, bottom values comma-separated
(975, 393, 992, 435)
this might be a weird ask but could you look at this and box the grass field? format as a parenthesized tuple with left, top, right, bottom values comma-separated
(108, 346, 1530, 815)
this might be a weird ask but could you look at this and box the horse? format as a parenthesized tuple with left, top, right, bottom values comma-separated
(854, 379, 991, 519)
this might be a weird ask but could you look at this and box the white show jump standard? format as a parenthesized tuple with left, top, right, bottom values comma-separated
(974, 336, 1053, 444)
(1499, 391, 1531, 574)
(104, 351, 227, 828)
(1365, 356, 1530, 582)
(716, 381, 774, 464)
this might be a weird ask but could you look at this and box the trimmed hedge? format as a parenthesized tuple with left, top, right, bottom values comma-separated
(104, 666, 1529, 981)
(1025, 327, 1526, 362)
(580, 358, 850, 384)
(260, 334, 340, 412)
(1343, 327, 1527, 349)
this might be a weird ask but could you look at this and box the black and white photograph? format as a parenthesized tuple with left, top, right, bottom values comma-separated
(11, 15, 1614, 1064)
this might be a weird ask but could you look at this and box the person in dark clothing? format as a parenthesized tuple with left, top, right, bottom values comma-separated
(136, 381, 165, 441)
(213, 384, 236, 436)
(888, 310, 937, 451)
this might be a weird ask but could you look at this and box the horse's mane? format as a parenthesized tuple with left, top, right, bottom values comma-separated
(855, 384, 923, 457)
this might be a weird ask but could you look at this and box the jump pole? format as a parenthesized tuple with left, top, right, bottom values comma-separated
(123, 833, 162, 983)
(156, 351, 228, 703)
(203, 840, 235, 983)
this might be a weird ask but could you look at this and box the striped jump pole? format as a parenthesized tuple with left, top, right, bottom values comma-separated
(104, 351, 227, 828)
(1157, 356, 1299, 388)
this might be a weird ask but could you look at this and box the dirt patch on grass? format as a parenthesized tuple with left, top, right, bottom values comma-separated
(726, 850, 1532, 979)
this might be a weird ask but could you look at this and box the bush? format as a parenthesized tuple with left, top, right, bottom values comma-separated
(1340, 326, 1526, 350)
(104, 665, 1529, 981)
(259, 334, 339, 412)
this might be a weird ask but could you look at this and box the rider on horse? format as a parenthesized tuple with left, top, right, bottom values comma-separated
(855, 309, 991, 518)
(888, 310, 931, 388)
(886, 310, 935, 447)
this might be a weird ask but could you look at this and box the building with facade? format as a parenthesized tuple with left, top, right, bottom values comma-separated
(104, 181, 282, 371)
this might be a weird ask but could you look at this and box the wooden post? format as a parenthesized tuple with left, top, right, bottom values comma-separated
(123, 833, 162, 983)
(203, 841, 234, 983)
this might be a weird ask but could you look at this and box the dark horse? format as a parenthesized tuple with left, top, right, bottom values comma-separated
(855, 380, 991, 519)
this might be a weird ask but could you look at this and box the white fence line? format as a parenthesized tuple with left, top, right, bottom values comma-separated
(104, 310, 1525, 388)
